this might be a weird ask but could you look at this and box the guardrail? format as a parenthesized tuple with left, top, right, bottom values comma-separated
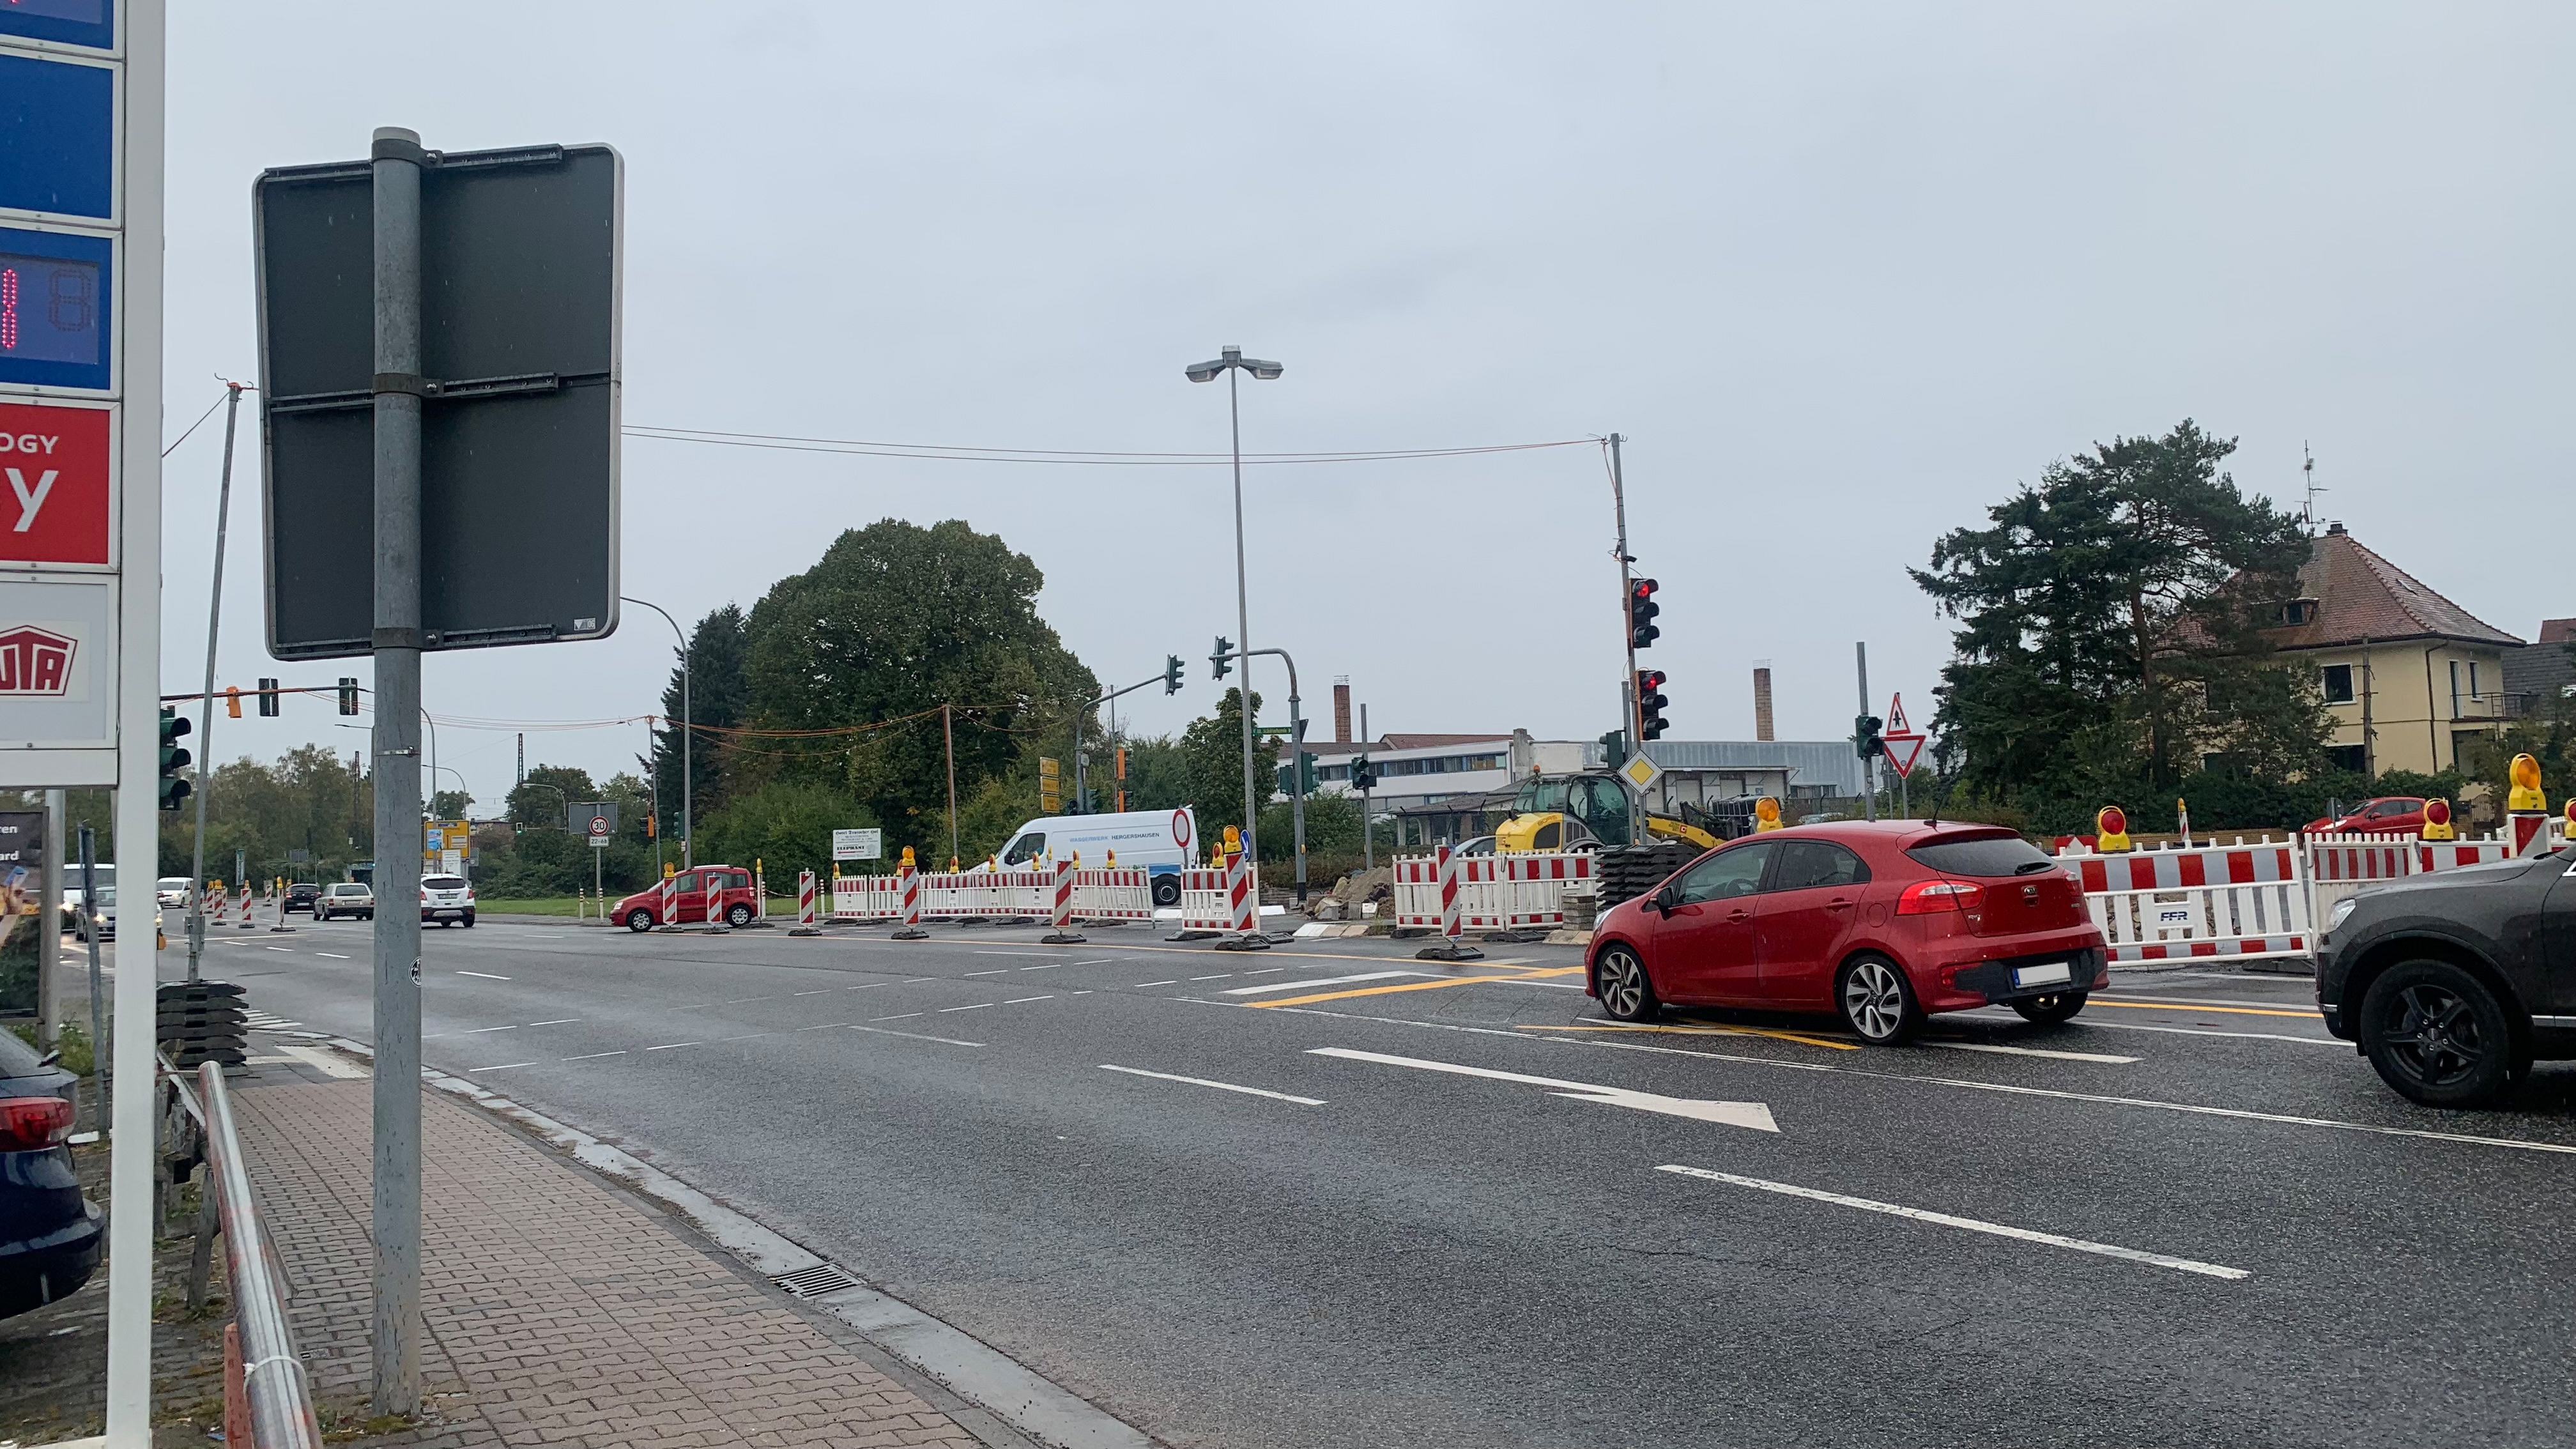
(171, 1059, 323, 1449)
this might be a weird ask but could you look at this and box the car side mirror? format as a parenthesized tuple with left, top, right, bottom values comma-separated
(1650, 887, 1676, 915)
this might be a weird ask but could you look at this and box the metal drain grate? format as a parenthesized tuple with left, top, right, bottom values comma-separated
(771, 1262, 863, 1299)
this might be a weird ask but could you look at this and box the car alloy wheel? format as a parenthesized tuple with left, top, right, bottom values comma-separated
(2359, 959, 2520, 1106)
(1595, 945, 1658, 1022)
(1837, 955, 1919, 1044)
(626, 908, 654, 932)
(726, 903, 753, 928)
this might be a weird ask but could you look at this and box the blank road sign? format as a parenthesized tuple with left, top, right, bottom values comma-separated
(0, 51, 114, 220)
(256, 142, 621, 660)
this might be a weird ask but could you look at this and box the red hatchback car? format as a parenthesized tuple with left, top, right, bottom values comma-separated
(2302, 797, 2427, 835)
(1587, 821, 2109, 1043)
(615, 864, 758, 931)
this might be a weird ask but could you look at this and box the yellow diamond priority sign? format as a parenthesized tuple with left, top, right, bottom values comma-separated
(1618, 753, 1662, 794)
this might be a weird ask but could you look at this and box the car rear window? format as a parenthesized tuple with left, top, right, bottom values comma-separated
(330, 884, 367, 895)
(1905, 832, 2063, 878)
(424, 876, 467, 890)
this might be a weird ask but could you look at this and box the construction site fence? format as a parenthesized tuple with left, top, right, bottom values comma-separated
(1390, 850, 1595, 930)
(830, 867, 1154, 923)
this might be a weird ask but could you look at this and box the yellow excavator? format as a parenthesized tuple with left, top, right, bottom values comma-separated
(1491, 773, 1729, 853)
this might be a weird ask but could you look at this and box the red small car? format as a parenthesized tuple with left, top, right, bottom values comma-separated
(1588, 821, 2108, 1044)
(615, 864, 758, 931)
(2303, 797, 2428, 835)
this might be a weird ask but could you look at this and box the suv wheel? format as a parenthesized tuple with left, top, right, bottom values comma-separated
(625, 908, 654, 933)
(2359, 960, 2524, 1107)
(2009, 990, 2087, 1025)
(1836, 954, 1922, 1045)
(1594, 944, 1660, 1022)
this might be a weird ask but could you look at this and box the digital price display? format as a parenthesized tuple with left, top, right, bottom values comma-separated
(0, 228, 109, 390)
(0, 0, 114, 50)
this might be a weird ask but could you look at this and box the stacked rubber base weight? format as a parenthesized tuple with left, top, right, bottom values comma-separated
(1594, 841, 1699, 910)
(157, 981, 247, 1068)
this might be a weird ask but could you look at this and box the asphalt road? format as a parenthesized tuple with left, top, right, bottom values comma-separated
(188, 914, 2576, 1448)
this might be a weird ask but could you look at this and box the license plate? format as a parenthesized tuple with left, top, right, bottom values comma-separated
(2012, 962, 2072, 988)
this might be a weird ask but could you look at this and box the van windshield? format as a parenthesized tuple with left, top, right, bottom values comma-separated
(1002, 832, 1045, 866)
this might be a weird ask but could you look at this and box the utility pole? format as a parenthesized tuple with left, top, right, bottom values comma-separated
(1609, 433, 1643, 845)
(188, 383, 245, 985)
(367, 124, 428, 1418)
(944, 703, 959, 867)
(1855, 641, 1878, 823)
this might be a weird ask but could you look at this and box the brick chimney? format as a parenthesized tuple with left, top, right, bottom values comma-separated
(1752, 663, 1775, 742)
(1333, 679, 1353, 744)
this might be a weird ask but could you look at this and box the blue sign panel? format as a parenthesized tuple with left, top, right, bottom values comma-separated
(0, 53, 114, 220)
(0, 226, 111, 390)
(0, 1, 113, 50)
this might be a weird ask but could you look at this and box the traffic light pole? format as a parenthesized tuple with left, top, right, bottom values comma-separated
(1609, 434, 1643, 845)
(187, 383, 246, 985)
(1218, 645, 1308, 910)
(1071, 669, 1177, 816)
(1855, 641, 1878, 824)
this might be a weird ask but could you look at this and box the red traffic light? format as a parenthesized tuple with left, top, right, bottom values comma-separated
(1631, 578, 1659, 600)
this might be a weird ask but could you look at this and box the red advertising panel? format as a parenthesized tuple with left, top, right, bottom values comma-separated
(0, 401, 110, 566)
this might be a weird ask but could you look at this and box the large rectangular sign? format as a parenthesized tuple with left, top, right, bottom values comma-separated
(0, 399, 111, 564)
(832, 827, 882, 862)
(0, 226, 113, 391)
(0, 1, 116, 51)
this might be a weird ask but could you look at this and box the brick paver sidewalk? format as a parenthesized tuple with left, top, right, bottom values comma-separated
(228, 1074, 985, 1449)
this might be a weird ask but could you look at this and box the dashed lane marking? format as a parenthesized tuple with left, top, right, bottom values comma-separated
(455, 970, 510, 981)
(1927, 1041, 2138, 1064)
(966, 969, 1010, 977)
(847, 1024, 983, 1047)
(1004, 996, 1054, 1004)
(527, 1018, 580, 1026)
(1188, 974, 1234, 981)
(1100, 1064, 1324, 1107)
(561, 1050, 627, 1061)
(314, 953, 350, 960)
(937, 1002, 993, 1013)
(870, 1013, 923, 1022)
(459, 1025, 518, 1034)
(1655, 1165, 2248, 1280)
(468, 1061, 537, 1073)
(1222, 970, 1423, 997)
(2018, 1018, 2340, 1048)
(644, 1041, 700, 1051)
(1132, 980, 1178, 988)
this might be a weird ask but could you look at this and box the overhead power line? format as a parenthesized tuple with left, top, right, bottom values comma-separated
(623, 424, 1597, 468)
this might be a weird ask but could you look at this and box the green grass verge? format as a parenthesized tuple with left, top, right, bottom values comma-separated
(471, 897, 583, 916)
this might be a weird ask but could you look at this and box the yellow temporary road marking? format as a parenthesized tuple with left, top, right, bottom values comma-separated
(1251, 965, 1586, 1008)
(2087, 999, 2319, 1020)
(1533, 1022, 1860, 1052)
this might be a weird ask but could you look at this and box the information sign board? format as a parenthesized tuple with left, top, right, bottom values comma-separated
(832, 827, 882, 862)
(0, 226, 113, 392)
(0, 1, 115, 51)
(0, 399, 111, 564)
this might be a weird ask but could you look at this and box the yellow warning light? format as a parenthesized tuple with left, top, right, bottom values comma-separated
(2508, 753, 2545, 811)
(1752, 797, 1782, 832)
(1222, 825, 1241, 850)
(2094, 806, 2133, 853)
(2421, 797, 2456, 842)
(900, 845, 917, 868)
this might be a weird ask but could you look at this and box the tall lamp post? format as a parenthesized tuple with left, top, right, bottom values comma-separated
(623, 595, 691, 869)
(1184, 345, 1282, 862)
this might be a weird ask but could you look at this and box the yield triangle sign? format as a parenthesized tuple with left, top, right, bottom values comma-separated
(1882, 732, 1926, 778)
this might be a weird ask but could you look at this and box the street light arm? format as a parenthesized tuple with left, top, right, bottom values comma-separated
(1068, 670, 1184, 815)
(621, 595, 693, 869)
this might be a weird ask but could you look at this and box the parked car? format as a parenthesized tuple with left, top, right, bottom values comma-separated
(2305, 797, 2428, 835)
(986, 809, 1200, 907)
(316, 882, 374, 921)
(0, 1031, 102, 1319)
(615, 865, 758, 931)
(1587, 820, 2109, 1044)
(155, 876, 190, 908)
(420, 874, 476, 928)
(2315, 850, 2576, 1106)
(283, 882, 321, 914)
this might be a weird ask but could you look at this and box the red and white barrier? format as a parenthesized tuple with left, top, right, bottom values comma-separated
(2065, 841, 2311, 967)
(797, 870, 817, 927)
(1392, 850, 1596, 931)
(659, 872, 678, 926)
(1223, 850, 1255, 934)
(237, 885, 256, 930)
(1175, 868, 1234, 931)
(830, 866, 1154, 924)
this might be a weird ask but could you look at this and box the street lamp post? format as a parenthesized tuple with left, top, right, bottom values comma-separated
(623, 596, 691, 870)
(1184, 346, 1282, 866)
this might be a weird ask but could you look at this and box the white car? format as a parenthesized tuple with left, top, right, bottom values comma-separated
(988, 808, 1199, 907)
(157, 876, 190, 908)
(317, 882, 374, 921)
(421, 874, 476, 928)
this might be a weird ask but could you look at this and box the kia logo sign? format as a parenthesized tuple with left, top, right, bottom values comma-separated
(0, 625, 74, 696)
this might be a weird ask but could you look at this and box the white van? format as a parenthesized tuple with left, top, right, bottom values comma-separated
(990, 808, 1199, 906)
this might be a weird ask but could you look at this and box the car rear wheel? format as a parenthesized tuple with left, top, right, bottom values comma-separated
(625, 908, 654, 933)
(1837, 954, 1921, 1044)
(725, 903, 754, 928)
(1595, 944, 1660, 1022)
(2359, 960, 2522, 1107)
(1151, 875, 1181, 908)
(2009, 990, 2087, 1025)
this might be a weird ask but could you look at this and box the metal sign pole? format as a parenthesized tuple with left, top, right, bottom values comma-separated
(1855, 642, 1878, 824)
(367, 125, 427, 1418)
(189, 384, 244, 983)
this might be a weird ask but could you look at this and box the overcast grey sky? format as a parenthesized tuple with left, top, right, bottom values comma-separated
(156, 3, 2576, 810)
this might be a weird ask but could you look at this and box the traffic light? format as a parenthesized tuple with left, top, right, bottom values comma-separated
(1296, 751, 1319, 795)
(1627, 578, 1661, 650)
(157, 709, 192, 810)
(224, 685, 241, 719)
(1854, 713, 1885, 761)
(1211, 636, 1232, 680)
(337, 677, 360, 715)
(1598, 728, 1627, 760)
(1636, 669, 1669, 740)
(256, 677, 280, 717)
(645, 811, 657, 839)
(1349, 754, 1377, 792)
(1163, 655, 1184, 694)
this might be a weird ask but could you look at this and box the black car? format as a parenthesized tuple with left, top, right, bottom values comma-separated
(284, 881, 321, 914)
(2315, 852, 2576, 1106)
(0, 1031, 101, 1317)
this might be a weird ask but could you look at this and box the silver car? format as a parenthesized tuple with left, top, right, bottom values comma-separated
(317, 882, 374, 921)
(421, 874, 476, 928)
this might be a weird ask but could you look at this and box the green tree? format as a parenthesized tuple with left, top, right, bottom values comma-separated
(157, 746, 371, 880)
(1181, 688, 1271, 845)
(650, 604, 749, 824)
(699, 779, 873, 889)
(1913, 420, 2324, 807)
(507, 764, 598, 828)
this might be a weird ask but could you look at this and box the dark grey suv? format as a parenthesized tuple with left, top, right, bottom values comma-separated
(2315, 852, 2576, 1106)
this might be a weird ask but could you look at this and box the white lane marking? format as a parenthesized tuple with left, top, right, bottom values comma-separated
(1064, 959, 1119, 966)
(1547, 1035, 2576, 1156)
(1018, 963, 1068, 971)
(793, 989, 831, 995)
(1188, 974, 1233, 981)
(526, 1018, 580, 1027)
(2037, 1018, 2341, 1048)
(870, 1013, 923, 1022)
(723, 996, 771, 1004)
(966, 969, 1010, 977)
(455, 970, 511, 980)
(1100, 1064, 1325, 1107)
(1308, 1046, 1777, 1133)
(468, 1061, 537, 1073)
(844, 983, 885, 990)
(937, 1002, 993, 1013)
(273, 1043, 368, 1079)
(1928, 1041, 2137, 1064)
(1242, 967, 1287, 975)
(1221, 970, 1422, 997)
(644, 1041, 700, 1051)
(794, 1020, 850, 1031)
(263, 946, 293, 953)
(972, 951, 1057, 958)
(1132, 979, 1177, 988)
(847, 1024, 983, 1047)
(315, 953, 351, 960)
(903, 977, 936, 983)
(1003, 996, 1054, 1005)
(1656, 1164, 2250, 1280)
(459, 1025, 518, 1034)
(562, 1050, 627, 1061)
(2100, 992, 2320, 1013)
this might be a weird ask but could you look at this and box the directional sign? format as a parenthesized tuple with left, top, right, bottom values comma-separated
(1882, 692, 1926, 779)
(1308, 1046, 1778, 1133)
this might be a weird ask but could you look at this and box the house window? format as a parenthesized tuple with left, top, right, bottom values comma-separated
(2450, 659, 2461, 719)
(2469, 661, 2481, 700)
(2320, 664, 2355, 705)
(2281, 600, 2317, 625)
(2325, 744, 2367, 775)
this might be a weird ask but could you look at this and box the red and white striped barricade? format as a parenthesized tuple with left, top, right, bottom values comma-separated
(2414, 839, 2518, 872)
(1071, 868, 1153, 922)
(237, 884, 257, 930)
(659, 872, 679, 926)
(790, 870, 820, 935)
(1174, 868, 1233, 931)
(2069, 842, 2311, 966)
(892, 863, 930, 939)
(830, 873, 904, 921)
(918, 870, 1049, 920)
(1225, 850, 1257, 934)
(1393, 850, 1595, 930)
(2304, 832, 2418, 932)
(1041, 857, 1084, 942)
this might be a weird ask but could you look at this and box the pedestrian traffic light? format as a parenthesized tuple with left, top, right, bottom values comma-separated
(1627, 578, 1661, 650)
(1350, 754, 1377, 792)
(157, 709, 192, 810)
(1296, 752, 1319, 794)
(1211, 636, 1232, 680)
(224, 685, 241, 719)
(256, 677, 280, 717)
(1855, 713, 1885, 760)
(1636, 669, 1669, 740)
(1164, 655, 1184, 694)
(337, 677, 360, 716)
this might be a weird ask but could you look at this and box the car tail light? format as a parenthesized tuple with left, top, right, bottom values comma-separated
(1896, 879, 1983, 915)
(0, 1096, 75, 1151)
